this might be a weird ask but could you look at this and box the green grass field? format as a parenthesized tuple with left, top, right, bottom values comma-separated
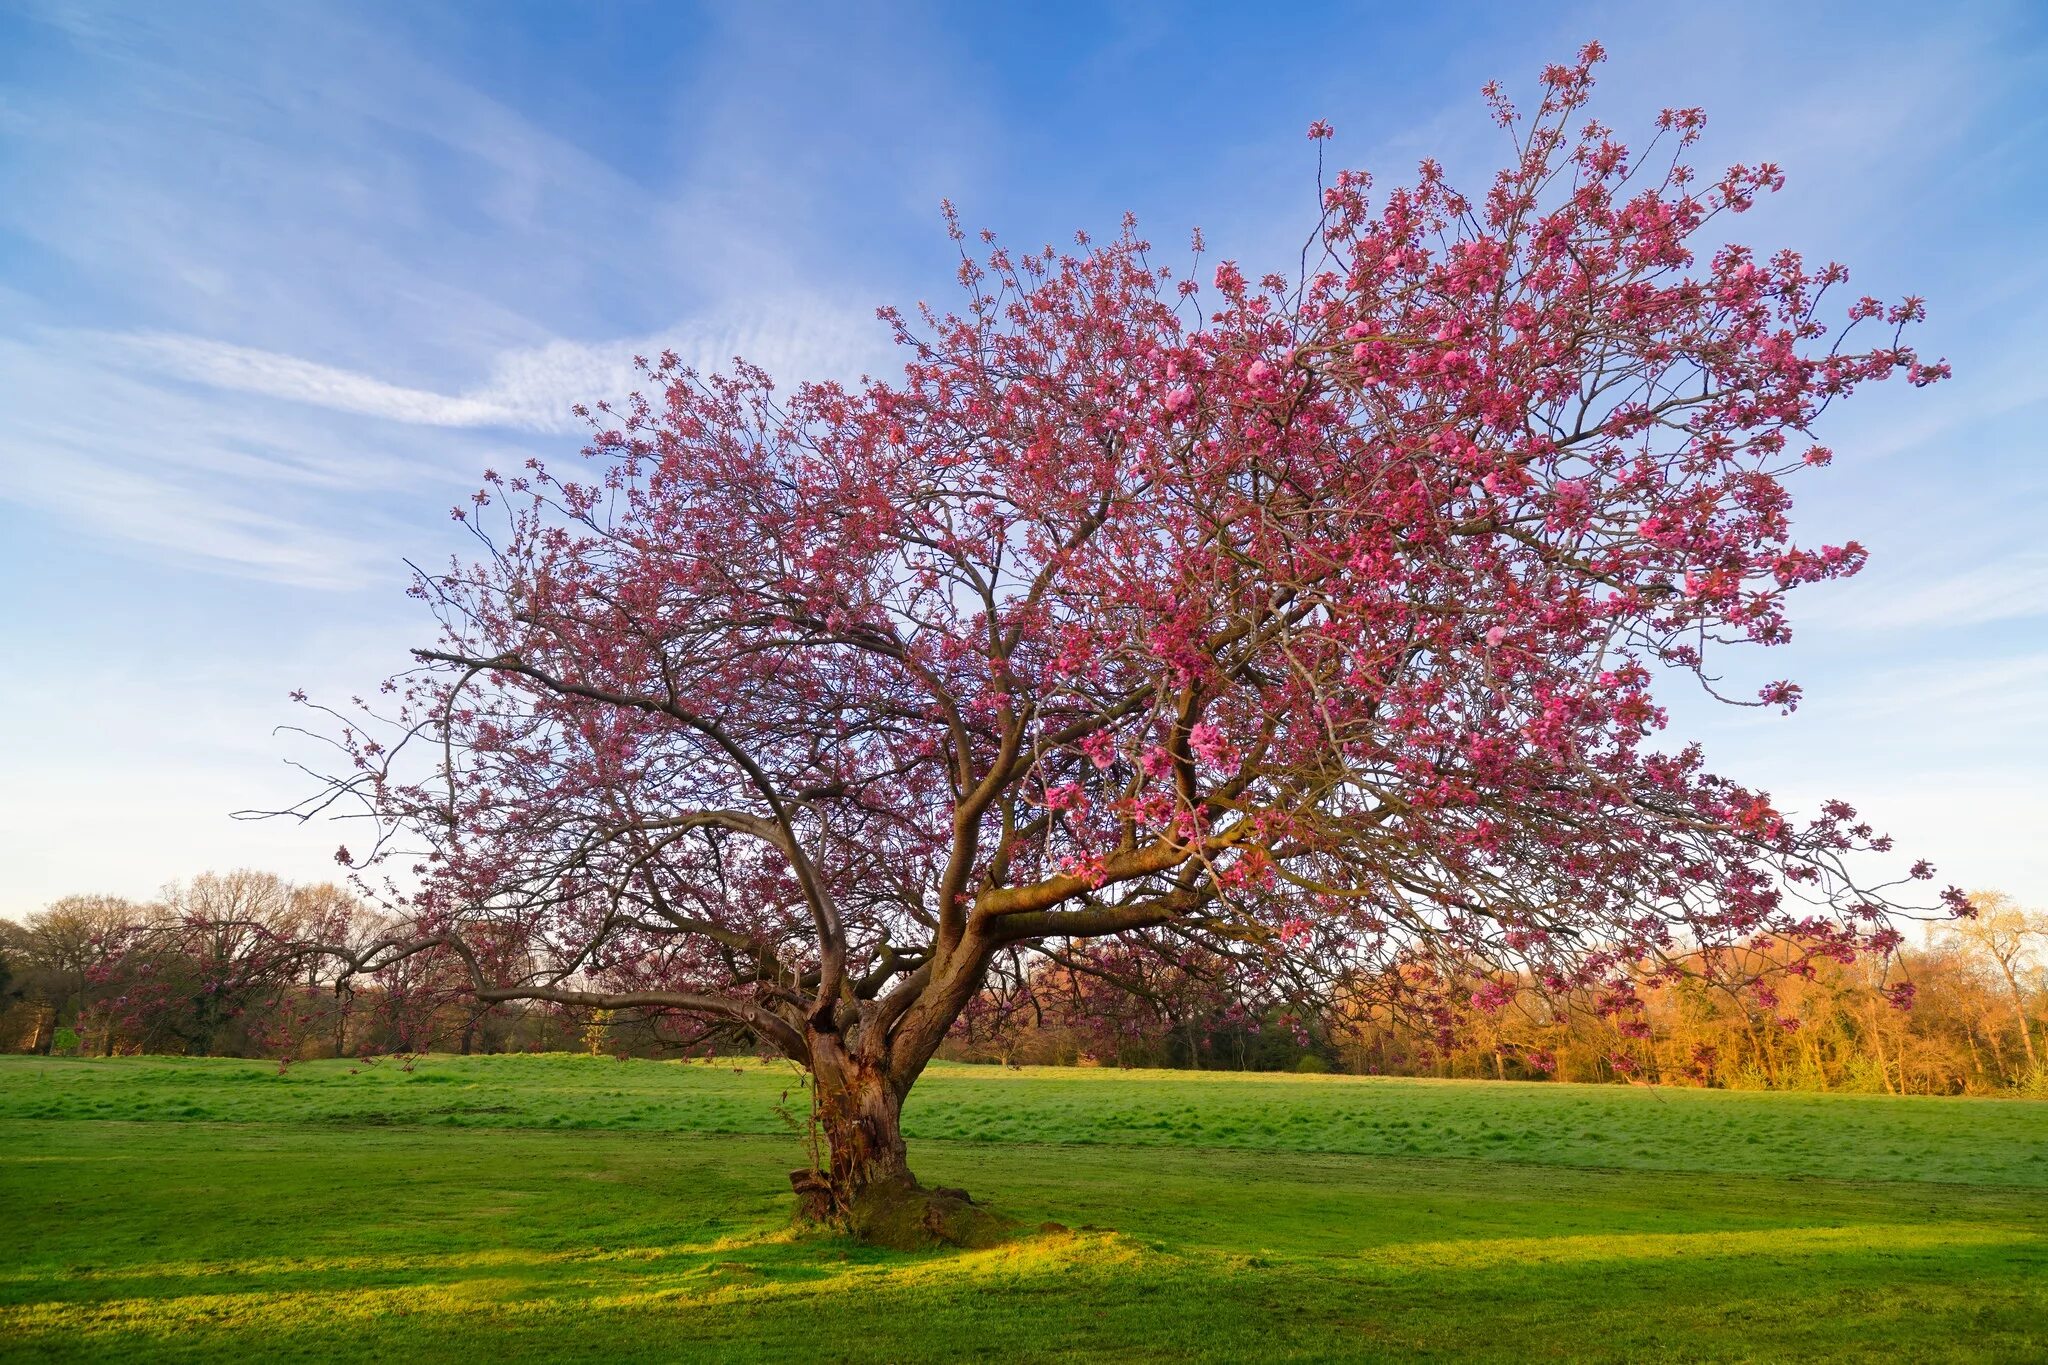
(3, 1056, 2044, 1361)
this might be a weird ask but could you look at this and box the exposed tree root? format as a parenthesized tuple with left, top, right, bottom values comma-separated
(791, 1169, 1016, 1251)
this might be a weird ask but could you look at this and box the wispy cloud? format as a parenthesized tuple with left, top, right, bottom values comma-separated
(103, 299, 893, 437)
(1832, 651, 2048, 733)
(11, 454, 384, 590)
(0, 331, 504, 586)
(0, 0, 907, 589)
(108, 335, 540, 430)
(1822, 551, 2048, 632)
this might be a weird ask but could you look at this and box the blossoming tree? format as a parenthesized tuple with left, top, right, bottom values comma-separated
(289, 47, 1955, 1243)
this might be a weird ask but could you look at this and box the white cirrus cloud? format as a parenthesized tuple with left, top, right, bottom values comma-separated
(103, 300, 893, 436)
(1821, 550, 2048, 632)
(109, 334, 537, 429)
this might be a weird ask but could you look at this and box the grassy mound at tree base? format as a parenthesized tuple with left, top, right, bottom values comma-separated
(838, 1174, 1017, 1251)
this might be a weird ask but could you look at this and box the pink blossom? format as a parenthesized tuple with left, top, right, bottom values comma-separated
(1080, 730, 1117, 769)
(1188, 721, 1234, 769)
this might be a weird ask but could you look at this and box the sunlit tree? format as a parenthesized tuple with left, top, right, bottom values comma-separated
(286, 48, 1953, 1242)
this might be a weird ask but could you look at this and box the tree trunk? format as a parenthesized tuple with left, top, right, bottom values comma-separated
(814, 1045, 912, 1199)
(1999, 968, 2039, 1072)
(794, 1032, 1011, 1251)
(1864, 1005, 1898, 1095)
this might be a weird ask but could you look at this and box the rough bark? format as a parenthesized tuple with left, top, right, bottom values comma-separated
(793, 1028, 1013, 1250)
(813, 1038, 912, 1196)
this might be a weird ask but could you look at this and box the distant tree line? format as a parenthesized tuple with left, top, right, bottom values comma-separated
(940, 892, 2047, 1097)
(3, 874, 2041, 1096)
(1, 872, 555, 1060)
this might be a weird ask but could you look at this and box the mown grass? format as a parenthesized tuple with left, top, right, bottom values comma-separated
(10, 1053, 2045, 1185)
(2, 1055, 2044, 1361)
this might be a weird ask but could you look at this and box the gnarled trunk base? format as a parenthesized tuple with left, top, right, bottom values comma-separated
(795, 1040, 1016, 1249)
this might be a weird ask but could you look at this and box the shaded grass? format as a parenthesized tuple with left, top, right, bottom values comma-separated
(1, 1057, 2044, 1361)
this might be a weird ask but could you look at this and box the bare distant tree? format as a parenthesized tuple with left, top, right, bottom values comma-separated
(20, 895, 139, 1032)
(1949, 892, 2046, 1072)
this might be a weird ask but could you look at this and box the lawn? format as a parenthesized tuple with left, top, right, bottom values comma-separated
(2, 1056, 2044, 1361)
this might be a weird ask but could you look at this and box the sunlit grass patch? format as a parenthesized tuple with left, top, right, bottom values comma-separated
(1367, 1222, 2036, 1271)
(0, 1219, 1158, 1356)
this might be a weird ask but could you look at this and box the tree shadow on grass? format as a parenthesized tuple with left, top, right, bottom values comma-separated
(6, 1220, 2043, 1363)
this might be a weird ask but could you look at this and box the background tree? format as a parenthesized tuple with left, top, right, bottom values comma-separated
(96, 872, 355, 1057)
(286, 48, 1953, 1243)
(15, 895, 136, 1050)
(1946, 891, 2045, 1074)
(0, 920, 21, 1008)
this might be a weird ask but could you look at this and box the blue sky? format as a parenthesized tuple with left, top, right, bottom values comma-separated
(1, 0, 2043, 920)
